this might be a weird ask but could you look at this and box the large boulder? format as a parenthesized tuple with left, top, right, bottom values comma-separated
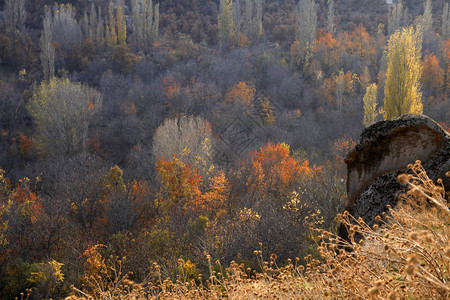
(341, 114, 450, 233)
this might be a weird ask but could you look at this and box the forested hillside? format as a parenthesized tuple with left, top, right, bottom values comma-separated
(0, 0, 449, 298)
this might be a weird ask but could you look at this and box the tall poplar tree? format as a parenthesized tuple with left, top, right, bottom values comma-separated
(40, 7, 55, 81)
(327, 0, 335, 34)
(218, 0, 235, 51)
(388, 1, 408, 36)
(384, 26, 423, 119)
(295, 0, 317, 62)
(422, 0, 432, 35)
(132, 0, 159, 51)
(4, 0, 26, 42)
(363, 83, 378, 127)
(442, 3, 450, 40)
(107, 1, 118, 47)
(117, 5, 127, 45)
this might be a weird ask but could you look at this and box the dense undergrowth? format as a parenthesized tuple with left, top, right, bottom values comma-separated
(62, 161, 449, 299)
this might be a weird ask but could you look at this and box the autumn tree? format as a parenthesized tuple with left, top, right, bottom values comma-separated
(152, 115, 216, 182)
(422, 54, 444, 97)
(320, 70, 358, 110)
(81, 3, 105, 47)
(48, 4, 82, 52)
(131, 0, 160, 51)
(201, 171, 230, 218)
(223, 142, 323, 263)
(112, 44, 138, 74)
(156, 155, 203, 215)
(311, 30, 340, 75)
(327, 0, 335, 34)
(422, 0, 433, 36)
(443, 3, 450, 40)
(331, 137, 356, 177)
(239, 0, 264, 45)
(233, 0, 241, 46)
(388, 1, 408, 36)
(4, 0, 26, 42)
(244, 142, 319, 202)
(218, 0, 235, 51)
(294, 0, 317, 65)
(363, 83, 378, 127)
(384, 26, 423, 119)
(28, 78, 102, 156)
(116, 5, 126, 45)
(107, 1, 118, 47)
(225, 81, 256, 107)
(40, 7, 55, 81)
(101, 166, 151, 233)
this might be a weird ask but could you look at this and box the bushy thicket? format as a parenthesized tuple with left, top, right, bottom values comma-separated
(67, 162, 450, 300)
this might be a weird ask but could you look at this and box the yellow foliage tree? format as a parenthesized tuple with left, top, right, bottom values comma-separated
(363, 83, 378, 127)
(107, 1, 117, 47)
(383, 26, 423, 119)
(28, 77, 102, 156)
(116, 5, 126, 45)
(218, 0, 235, 50)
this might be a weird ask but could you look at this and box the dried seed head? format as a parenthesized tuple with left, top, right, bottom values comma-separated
(368, 287, 379, 296)
(409, 232, 419, 241)
(405, 264, 416, 275)
(397, 174, 409, 184)
(388, 291, 398, 300)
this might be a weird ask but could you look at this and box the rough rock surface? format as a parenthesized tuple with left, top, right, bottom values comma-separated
(341, 114, 450, 233)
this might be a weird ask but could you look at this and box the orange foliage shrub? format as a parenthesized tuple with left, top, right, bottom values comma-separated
(332, 137, 356, 165)
(18, 133, 35, 158)
(312, 30, 340, 74)
(320, 71, 358, 107)
(156, 155, 203, 212)
(225, 82, 255, 107)
(201, 171, 230, 218)
(11, 183, 42, 220)
(163, 75, 181, 99)
(312, 27, 376, 76)
(129, 179, 153, 226)
(246, 142, 321, 201)
(422, 54, 445, 100)
(339, 25, 376, 63)
(88, 130, 104, 157)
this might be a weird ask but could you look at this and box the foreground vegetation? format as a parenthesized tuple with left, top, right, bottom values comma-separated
(62, 161, 449, 299)
(1, 0, 450, 298)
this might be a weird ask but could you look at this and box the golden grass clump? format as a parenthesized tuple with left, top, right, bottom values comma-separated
(68, 162, 450, 299)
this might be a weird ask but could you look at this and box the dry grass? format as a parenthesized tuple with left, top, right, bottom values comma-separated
(68, 161, 450, 299)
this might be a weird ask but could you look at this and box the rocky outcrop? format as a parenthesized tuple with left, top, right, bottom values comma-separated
(342, 114, 450, 231)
